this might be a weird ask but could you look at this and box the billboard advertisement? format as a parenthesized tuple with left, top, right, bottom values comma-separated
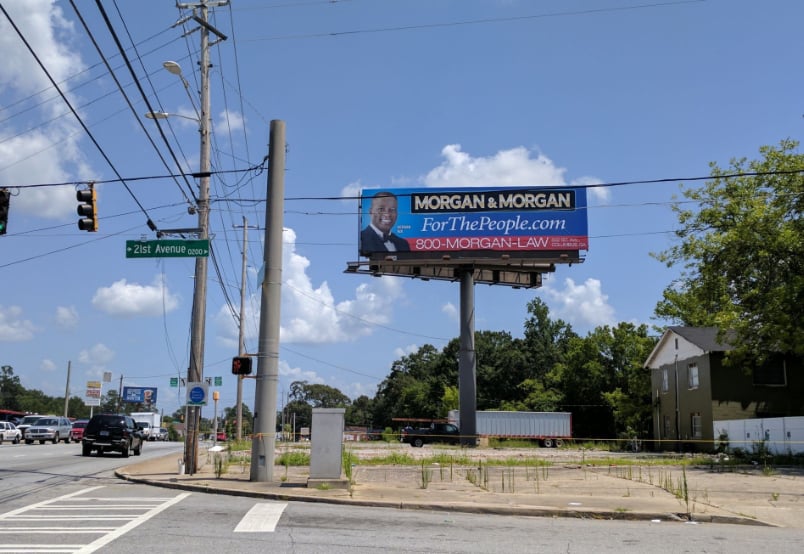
(122, 386, 158, 404)
(359, 187, 588, 257)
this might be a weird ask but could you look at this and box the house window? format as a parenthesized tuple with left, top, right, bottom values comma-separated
(662, 368, 669, 392)
(753, 358, 787, 386)
(688, 363, 699, 389)
(690, 412, 702, 439)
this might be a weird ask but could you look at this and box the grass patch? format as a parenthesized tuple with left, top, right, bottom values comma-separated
(360, 452, 416, 465)
(276, 451, 310, 466)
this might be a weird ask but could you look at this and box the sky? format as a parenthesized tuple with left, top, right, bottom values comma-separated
(0, 0, 801, 419)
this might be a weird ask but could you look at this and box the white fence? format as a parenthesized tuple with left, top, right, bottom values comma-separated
(714, 416, 804, 455)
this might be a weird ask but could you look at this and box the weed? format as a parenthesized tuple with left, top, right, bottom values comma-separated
(213, 453, 228, 478)
(342, 449, 355, 484)
(420, 461, 432, 489)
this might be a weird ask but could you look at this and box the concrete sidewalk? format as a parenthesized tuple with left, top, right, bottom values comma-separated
(116, 448, 804, 529)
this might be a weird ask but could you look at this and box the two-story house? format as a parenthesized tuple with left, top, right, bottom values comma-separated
(644, 326, 803, 452)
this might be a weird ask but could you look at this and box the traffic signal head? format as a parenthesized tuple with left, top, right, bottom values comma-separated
(231, 356, 253, 375)
(0, 189, 9, 235)
(76, 186, 98, 232)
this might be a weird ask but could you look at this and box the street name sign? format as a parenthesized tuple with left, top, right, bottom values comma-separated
(126, 239, 209, 258)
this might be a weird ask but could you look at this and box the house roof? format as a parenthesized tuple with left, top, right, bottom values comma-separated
(669, 326, 735, 352)
(644, 326, 734, 369)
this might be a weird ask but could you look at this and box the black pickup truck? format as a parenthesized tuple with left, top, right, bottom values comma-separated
(400, 422, 461, 447)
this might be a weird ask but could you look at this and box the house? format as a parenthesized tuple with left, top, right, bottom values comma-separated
(644, 326, 803, 452)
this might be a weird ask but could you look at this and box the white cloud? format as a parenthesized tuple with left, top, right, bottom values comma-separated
(0, 2, 93, 220)
(393, 344, 419, 358)
(0, 305, 37, 341)
(55, 306, 79, 329)
(92, 275, 179, 317)
(424, 144, 570, 188)
(217, 109, 244, 131)
(541, 277, 616, 330)
(215, 228, 405, 345)
(340, 181, 363, 202)
(278, 359, 324, 384)
(40, 359, 57, 372)
(572, 176, 610, 204)
(441, 302, 458, 320)
(78, 343, 115, 366)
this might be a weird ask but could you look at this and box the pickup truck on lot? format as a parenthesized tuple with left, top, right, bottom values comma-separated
(400, 422, 461, 447)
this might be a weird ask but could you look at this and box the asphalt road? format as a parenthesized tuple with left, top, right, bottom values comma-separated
(2, 442, 803, 553)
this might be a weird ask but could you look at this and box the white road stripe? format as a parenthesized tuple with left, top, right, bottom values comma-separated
(0, 487, 190, 553)
(74, 493, 190, 554)
(234, 502, 288, 533)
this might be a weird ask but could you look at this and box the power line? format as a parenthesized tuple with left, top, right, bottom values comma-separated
(0, 4, 159, 234)
(242, 0, 706, 42)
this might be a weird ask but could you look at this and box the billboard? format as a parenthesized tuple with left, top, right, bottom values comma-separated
(359, 187, 588, 257)
(122, 386, 158, 404)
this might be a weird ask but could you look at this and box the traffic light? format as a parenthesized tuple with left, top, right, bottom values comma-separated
(231, 356, 252, 375)
(0, 188, 9, 235)
(76, 185, 97, 232)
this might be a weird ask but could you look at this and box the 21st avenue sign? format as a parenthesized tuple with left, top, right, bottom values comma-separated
(126, 239, 209, 258)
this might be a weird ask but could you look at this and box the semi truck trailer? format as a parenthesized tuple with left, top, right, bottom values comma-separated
(448, 410, 572, 447)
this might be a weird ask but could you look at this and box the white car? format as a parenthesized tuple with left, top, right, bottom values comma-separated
(25, 416, 73, 444)
(0, 421, 22, 444)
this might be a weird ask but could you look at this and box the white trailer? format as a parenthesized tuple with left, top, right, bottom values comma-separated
(131, 412, 161, 441)
(448, 410, 572, 447)
(714, 416, 804, 455)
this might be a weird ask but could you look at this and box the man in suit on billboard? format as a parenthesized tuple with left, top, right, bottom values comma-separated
(360, 191, 410, 255)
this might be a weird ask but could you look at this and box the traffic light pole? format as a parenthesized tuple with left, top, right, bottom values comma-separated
(250, 120, 285, 482)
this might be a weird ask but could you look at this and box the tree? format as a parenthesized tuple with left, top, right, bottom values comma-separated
(345, 395, 374, 426)
(0, 365, 25, 411)
(653, 139, 804, 363)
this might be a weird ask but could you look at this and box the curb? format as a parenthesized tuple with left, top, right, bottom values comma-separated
(114, 470, 770, 527)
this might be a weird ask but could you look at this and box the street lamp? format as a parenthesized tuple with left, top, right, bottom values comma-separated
(144, 111, 199, 123)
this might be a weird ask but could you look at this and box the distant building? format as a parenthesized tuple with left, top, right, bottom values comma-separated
(644, 326, 804, 452)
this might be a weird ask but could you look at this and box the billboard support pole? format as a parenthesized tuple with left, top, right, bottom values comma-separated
(458, 269, 477, 446)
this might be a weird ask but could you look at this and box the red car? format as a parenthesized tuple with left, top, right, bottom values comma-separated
(70, 420, 88, 443)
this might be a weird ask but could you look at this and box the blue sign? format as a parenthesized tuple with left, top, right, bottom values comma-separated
(121, 386, 158, 404)
(359, 186, 588, 257)
(186, 382, 208, 407)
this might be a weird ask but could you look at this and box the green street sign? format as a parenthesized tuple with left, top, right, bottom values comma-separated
(170, 377, 178, 387)
(214, 376, 222, 386)
(126, 239, 209, 258)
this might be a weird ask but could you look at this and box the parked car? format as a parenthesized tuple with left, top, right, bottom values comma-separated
(216, 431, 227, 442)
(155, 427, 169, 441)
(70, 420, 89, 442)
(400, 422, 461, 448)
(25, 416, 73, 444)
(0, 421, 22, 444)
(82, 414, 143, 458)
(15, 414, 43, 440)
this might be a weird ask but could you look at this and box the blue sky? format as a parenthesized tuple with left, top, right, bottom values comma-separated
(0, 0, 801, 418)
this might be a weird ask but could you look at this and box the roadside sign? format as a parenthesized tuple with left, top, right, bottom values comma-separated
(170, 377, 178, 387)
(186, 382, 208, 406)
(126, 239, 209, 259)
(214, 376, 222, 386)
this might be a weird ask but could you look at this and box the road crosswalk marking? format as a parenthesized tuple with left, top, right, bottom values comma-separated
(0, 487, 189, 553)
(234, 502, 288, 533)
